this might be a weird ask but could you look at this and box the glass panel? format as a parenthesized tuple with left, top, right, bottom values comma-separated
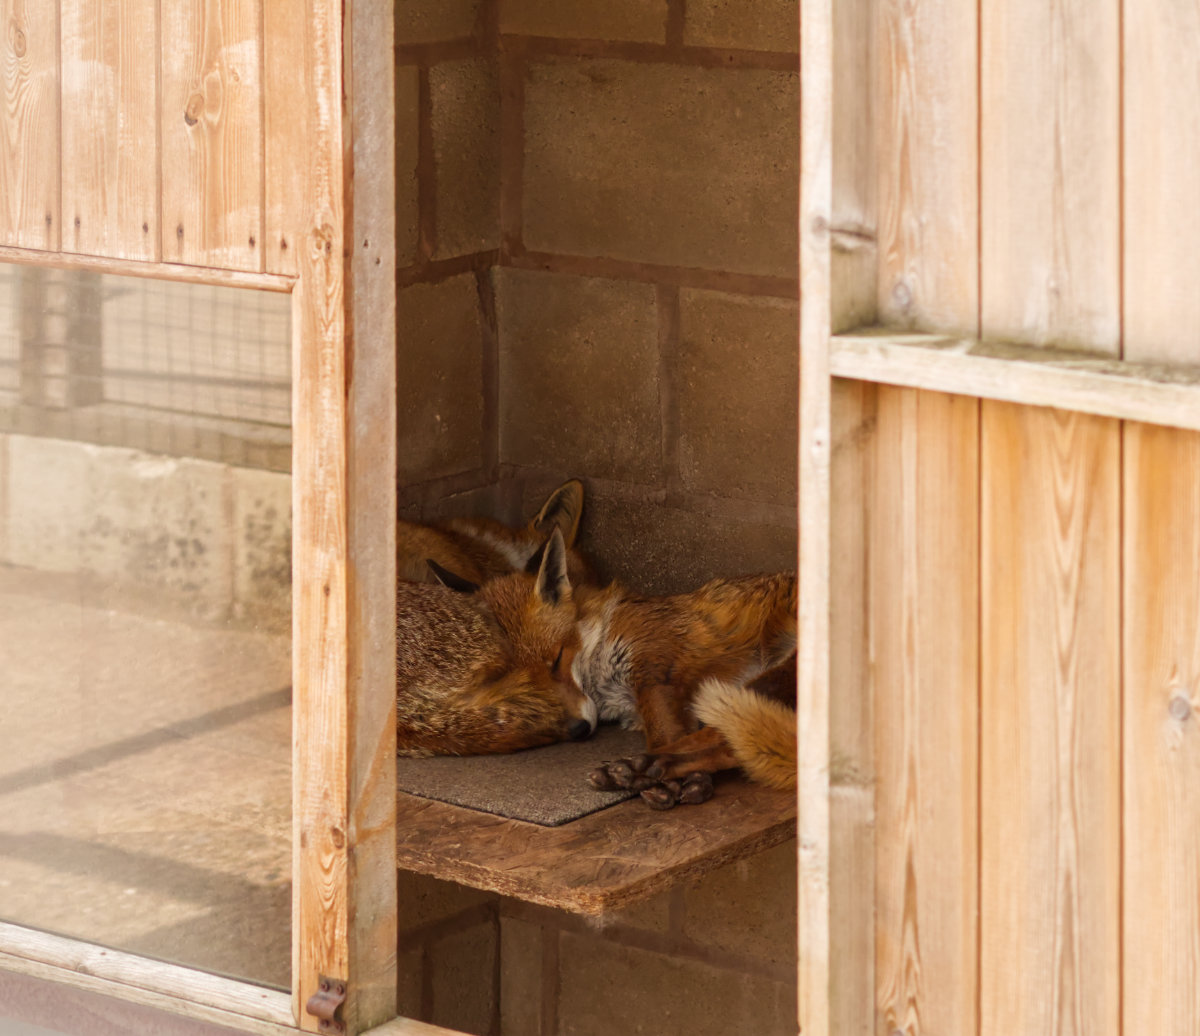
(0, 265, 292, 989)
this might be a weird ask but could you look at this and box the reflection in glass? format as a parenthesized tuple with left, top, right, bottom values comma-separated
(0, 265, 292, 989)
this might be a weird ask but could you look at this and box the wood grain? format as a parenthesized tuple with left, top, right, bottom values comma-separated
(343, 0, 398, 1030)
(875, 0, 977, 332)
(799, 0, 832, 1032)
(830, 0, 875, 333)
(160, 0, 263, 270)
(1122, 422, 1200, 1036)
(831, 330, 1200, 433)
(829, 379, 875, 1036)
(395, 777, 796, 916)
(60, 0, 158, 260)
(263, 0, 306, 275)
(980, 401, 1119, 1036)
(0, 961, 299, 1036)
(1124, 0, 1200, 363)
(0, 921, 292, 1028)
(0, 242, 293, 289)
(292, 0, 348, 1027)
(872, 387, 979, 1036)
(980, 0, 1118, 351)
(0, 0, 59, 249)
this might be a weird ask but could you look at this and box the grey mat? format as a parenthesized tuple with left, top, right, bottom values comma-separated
(395, 723, 646, 826)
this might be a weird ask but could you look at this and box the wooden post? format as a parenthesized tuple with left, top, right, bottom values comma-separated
(293, 0, 397, 1032)
(798, 1, 831, 1033)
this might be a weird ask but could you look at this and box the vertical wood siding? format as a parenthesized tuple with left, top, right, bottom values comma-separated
(875, 0, 976, 333)
(1122, 424, 1200, 1036)
(872, 386, 979, 1036)
(160, 0, 263, 270)
(848, 0, 1200, 1033)
(980, 404, 1120, 1036)
(1, 0, 60, 249)
(60, 0, 158, 259)
(3, 0, 299, 269)
(980, 0, 1119, 351)
(1124, 0, 1200, 362)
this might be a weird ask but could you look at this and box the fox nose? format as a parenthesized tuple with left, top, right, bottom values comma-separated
(568, 718, 594, 741)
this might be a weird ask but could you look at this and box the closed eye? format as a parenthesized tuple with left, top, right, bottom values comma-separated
(550, 647, 564, 675)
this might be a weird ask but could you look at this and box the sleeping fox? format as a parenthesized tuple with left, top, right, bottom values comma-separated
(573, 572, 798, 807)
(396, 527, 598, 756)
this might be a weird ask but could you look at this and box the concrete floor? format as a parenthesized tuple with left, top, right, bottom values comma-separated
(0, 566, 292, 990)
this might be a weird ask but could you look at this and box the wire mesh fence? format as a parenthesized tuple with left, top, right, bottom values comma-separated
(0, 264, 291, 471)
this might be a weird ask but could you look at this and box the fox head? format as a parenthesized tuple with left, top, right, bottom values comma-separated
(404, 527, 596, 755)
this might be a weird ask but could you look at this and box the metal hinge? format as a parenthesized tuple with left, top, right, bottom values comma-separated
(305, 975, 347, 1035)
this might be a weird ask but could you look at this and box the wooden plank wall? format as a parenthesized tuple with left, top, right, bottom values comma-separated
(829, 0, 1200, 1033)
(1, 0, 306, 274)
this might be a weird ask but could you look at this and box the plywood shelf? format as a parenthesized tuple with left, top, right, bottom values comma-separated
(832, 327, 1200, 430)
(395, 777, 796, 917)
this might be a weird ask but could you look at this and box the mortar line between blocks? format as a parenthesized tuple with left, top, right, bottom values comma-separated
(417, 66, 437, 261)
(658, 284, 683, 497)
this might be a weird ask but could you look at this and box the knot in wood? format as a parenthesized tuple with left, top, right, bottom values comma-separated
(184, 93, 204, 126)
(312, 223, 336, 259)
(1169, 695, 1192, 722)
(11, 25, 26, 59)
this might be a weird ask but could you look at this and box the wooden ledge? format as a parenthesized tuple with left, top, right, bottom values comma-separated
(395, 777, 796, 916)
(832, 327, 1200, 431)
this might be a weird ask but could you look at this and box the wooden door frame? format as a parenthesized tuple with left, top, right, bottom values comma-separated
(0, 1, 405, 1033)
(291, 0, 398, 1031)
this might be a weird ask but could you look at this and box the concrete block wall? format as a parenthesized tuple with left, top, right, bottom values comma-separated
(496, 0, 798, 594)
(398, 840, 798, 1036)
(0, 432, 291, 632)
(395, 0, 800, 594)
(395, 4, 799, 1032)
(395, 1, 503, 517)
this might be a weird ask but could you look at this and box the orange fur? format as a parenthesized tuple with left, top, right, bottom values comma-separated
(692, 675, 796, 790)
(396, 528, 597, 756)
(574, 575, 797, 802)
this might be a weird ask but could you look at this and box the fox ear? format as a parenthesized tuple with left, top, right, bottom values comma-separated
(534, 527, 571, 606)
(530, 479, 584, 547)
(427, 559, 480, 594)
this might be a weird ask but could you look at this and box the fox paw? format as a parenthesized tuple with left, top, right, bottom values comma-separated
(588, 759, 713, 809)
(639, 771, 713, 810)
(588, 756, 658, 793)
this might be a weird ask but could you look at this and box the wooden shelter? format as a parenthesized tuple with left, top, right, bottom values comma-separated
(2, 0, 1197, 1034)
(801, 1, 1200, 1034)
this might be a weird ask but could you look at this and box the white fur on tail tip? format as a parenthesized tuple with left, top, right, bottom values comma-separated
(693, 678, 797, 790)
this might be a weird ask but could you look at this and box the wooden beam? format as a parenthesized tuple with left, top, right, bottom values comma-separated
(0, 244, 295, 291)
(344, 0, 399, 1030)
(832, 330, 1200, 431)
(0, 922, 292, 1032)
(293, 0, 396, 1032)
(798, 0, 832, 1033)
(395, 780, 795, 916)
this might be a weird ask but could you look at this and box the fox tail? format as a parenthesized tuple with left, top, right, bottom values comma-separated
(692, 678, 797, 790)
